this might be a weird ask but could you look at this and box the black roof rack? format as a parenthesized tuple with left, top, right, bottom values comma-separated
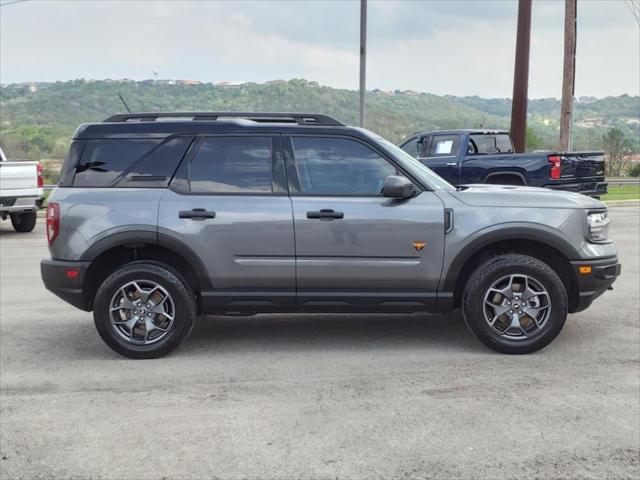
(104, 112, 345, 126)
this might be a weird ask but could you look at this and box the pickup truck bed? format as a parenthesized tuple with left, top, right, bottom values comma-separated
(400, 130, 607, 197)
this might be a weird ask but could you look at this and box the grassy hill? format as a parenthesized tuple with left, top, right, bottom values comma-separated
(1, 78, 638, 160)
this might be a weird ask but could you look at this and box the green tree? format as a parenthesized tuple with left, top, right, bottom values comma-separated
(601, 127, 633, 177)
(525, 127, 543, 151)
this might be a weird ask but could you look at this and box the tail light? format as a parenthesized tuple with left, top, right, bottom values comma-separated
(37, 162, 44, 188)
(46, 203, 59, 245)
(548, 155, 562, 180)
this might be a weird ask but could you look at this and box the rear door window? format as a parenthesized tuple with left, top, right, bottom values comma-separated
(469, 134, 514, 154)
(186, 136, 275, 194)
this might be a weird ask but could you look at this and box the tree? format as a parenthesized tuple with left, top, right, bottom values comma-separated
(601, 127, 633, 177)
(525, 126, 543, 151)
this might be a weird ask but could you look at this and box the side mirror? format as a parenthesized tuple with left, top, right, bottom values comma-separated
(382, 175, 416, 199)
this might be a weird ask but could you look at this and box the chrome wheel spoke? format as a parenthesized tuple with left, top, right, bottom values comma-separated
(111, 288, 136, 312)
(144, 317, 168, 333)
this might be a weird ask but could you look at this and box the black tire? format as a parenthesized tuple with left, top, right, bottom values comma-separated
(462, 254, 568, 354)
(10, 210, 37, 232)
(93, 262, 196, 359)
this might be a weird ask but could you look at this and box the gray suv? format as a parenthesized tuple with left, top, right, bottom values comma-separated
(41, 112, 621, 358)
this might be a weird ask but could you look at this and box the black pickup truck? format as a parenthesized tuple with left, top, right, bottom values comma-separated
(400, 129, 607, 197)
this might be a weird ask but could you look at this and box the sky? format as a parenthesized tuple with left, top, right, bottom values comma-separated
(0, 0, 638, 99)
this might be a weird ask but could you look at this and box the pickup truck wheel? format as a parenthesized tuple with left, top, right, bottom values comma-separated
(462, 254, 568, 354)
(10, 210, 37, 232)
(93, 263, 196, 359)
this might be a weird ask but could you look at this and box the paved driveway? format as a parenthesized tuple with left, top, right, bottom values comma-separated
(1, 206, 638, 479)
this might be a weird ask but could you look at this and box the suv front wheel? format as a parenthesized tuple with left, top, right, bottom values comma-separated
(93, 262, 196, 359)
(462, 254, 568, 354)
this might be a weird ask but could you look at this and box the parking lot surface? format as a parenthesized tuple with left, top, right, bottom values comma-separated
(1, 206, 638, 479)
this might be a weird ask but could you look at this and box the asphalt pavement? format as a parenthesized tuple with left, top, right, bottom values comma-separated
(1, 206, 638, 479)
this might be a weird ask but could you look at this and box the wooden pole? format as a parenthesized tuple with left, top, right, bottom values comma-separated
(359, 0, 367, 127)
(559, 0, 577, 151)
(510, 0, 532, 153)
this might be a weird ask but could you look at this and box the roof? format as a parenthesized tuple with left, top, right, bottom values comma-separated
(75, 112, 347, 139)
(413, 129, 510, 137)
(73, 112, 355, 140)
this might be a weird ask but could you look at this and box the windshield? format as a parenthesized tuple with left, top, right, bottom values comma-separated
(357, 129, 455, 191)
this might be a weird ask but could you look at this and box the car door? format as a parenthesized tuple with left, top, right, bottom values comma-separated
(159, 134, 295, 312)
(284, 135, 445, 311)
(415, 134, 461, 185)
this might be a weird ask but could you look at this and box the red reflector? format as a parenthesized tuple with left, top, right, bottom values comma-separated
(66, 269, 79, 279)
(548, 155, 562, 180)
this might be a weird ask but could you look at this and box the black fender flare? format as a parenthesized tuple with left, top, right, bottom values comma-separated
(79, 229, 212, 290)
(440, 225, 580, 292)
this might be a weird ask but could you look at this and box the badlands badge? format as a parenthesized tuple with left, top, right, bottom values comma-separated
(413, 241, 426, 253)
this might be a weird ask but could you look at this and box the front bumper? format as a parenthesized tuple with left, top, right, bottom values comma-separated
(41, 259, 92, 311)
(545, 181, 608, 198)
(570, 256, 621, 312)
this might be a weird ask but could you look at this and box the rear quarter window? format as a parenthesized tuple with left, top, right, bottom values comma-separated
(71, 136, 192, 188)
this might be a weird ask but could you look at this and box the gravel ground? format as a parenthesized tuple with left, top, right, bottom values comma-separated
(1, 206, 638, 480)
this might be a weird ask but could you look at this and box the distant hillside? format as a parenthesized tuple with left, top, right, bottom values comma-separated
(1, 79, 638, 160)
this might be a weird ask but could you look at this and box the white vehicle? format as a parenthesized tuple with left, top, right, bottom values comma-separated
(0, 146, 44, 232)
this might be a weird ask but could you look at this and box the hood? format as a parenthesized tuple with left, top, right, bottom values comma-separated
(450, 184, 605, 210)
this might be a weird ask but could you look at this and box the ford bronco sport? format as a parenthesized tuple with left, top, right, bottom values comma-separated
(41, 112, 621, 358)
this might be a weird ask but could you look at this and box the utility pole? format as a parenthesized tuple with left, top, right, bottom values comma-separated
(359, 0, 367, 127)
(510, 0, 532, 153)
(559, 0, 577, 151)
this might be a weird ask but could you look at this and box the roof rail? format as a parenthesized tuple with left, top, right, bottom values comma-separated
(103, 112, 345, 126)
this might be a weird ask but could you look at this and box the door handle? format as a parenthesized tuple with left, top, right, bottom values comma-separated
(306, 209, 344, 220)
(179, 208, 216, 220)
(446, 162, 457, 166)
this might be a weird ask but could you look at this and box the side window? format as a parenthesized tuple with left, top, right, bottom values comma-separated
(187, 136, 274, 194)
(115, 136, 194, 188)
(496, 134, 514, 153)
(469, 134, 513, 154)
(73, 139, 161, 187)
(400, 137, 419, 158)
(428, 135, 459, 157)
(291, 137, 396, 195)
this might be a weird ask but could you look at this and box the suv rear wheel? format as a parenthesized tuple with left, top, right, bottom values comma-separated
(462, 254, 568, 354)
(93, 263, 196, 359)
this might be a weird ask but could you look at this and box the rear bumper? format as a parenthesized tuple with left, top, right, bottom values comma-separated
(570, 256, 621, 313)
(0, 195, 39, 213)
(545, 181, 608, 197)
(41, 259, 92, 311)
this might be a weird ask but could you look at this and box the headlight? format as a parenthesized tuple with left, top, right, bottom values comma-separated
(587, 210, 610, 243)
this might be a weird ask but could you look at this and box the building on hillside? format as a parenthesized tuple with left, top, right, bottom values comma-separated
(216, 81, 244, 88)
(179, 80, 202, 86)
(576, 117, 605, 128)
